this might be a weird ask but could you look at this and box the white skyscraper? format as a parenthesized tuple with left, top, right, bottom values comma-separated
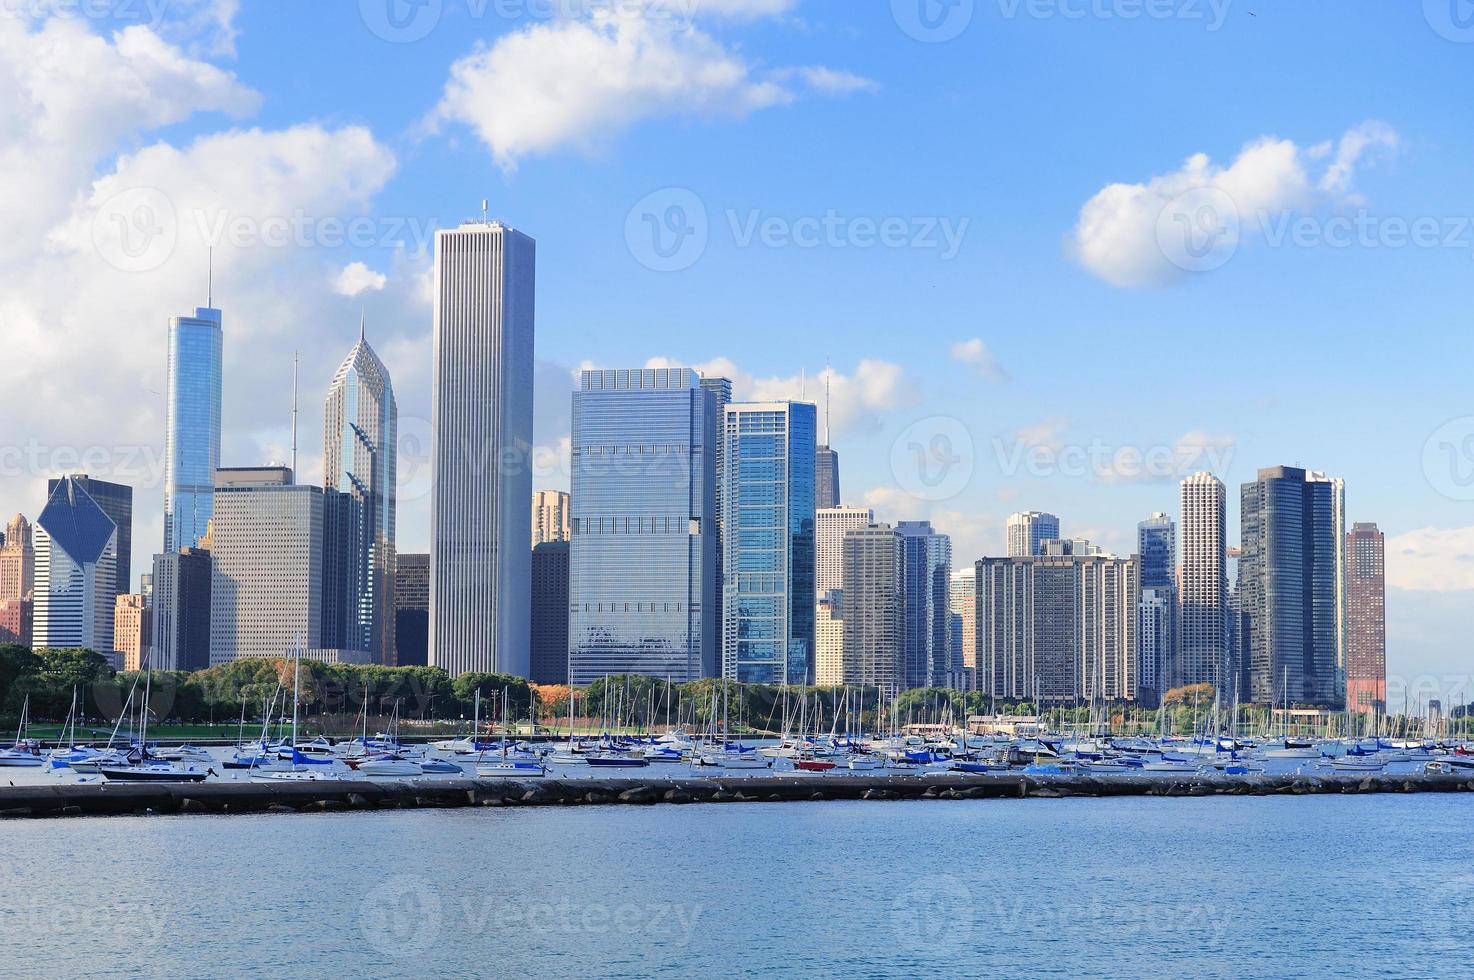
(429, 219, 535, 677)
(33, 477, 118, 652)
(816, 505, 873, 597)
(1178, 471, 1228, 693)
(1006, 511, 1060, 557)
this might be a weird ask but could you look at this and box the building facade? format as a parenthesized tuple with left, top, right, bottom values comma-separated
(48, 475, 130, 596)
(841, 524, 903, 697)
(394, 553, 429, 667)
(814, 594, 844, 687)
(568, 368, 719, 684)
(33, 477, 118, 651)
(532, 490, 571, 547)
(1345, 522, 1386, 713)
(1239, 466, 1342, 706)
(0, 514, 32, 646)
(814, 445, 840, 510)
(1006, 511, 1060, 558)
(723, 400, 817, 684)
(949, 567, 976, 691)
(163, 305, 223, 554)
(429, 220, 535, 677)
(150, 547, 212, 672)
(113, 593, 150, 671)
(1179, 471, 1228, 695)
(974, 548, 1139, 704)
(209, 468, 324, 663)
(1137, 512, 1176, 705)
(323, 327, 398, 663)
(898, 521, 952, 690)
(816, 506, 874, 597)
(531, 541, 570, 684)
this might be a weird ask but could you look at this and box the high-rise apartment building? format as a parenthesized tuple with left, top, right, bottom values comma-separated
(568, 368, 718, 684)
(1178, 472, 1228, 694)
(113, 593, 150, 671)
(841, 523, 903, 697)
(898, 521, 952, 689)
(163, 305, 222, 553)
(1137, 512, 1176, 704)
(429, 219, 534, 677)
(949, 567, 976, 691)
(1006, 511, 1060, 558)
(324, 325, 397, 663)
(532, 490, 571, 547)
(723, 400, 817, 684)
(1345, 522, 1386, 713)
(1309, 471, 1347, 705)
(34, 477, 119, 651)
(816, 506, 874, 597)
(1239, 466, 1342, 706)
(531, 541, 570, 684)
(815, 594, 844, 687)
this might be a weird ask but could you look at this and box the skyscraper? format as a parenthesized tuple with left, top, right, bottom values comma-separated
(1345, 522, 1386, 714)
(394, 553, 429, 667)
(163, 305, 223, 554)
(33, 476, 118, 651)
(814, 369, 840, 509)
(723, 400, 817, 684)
(841, 523, 903, 697)
(1006, 511, 1060, 558)
(1239, 466, 1342, 706)
(532, 490, 570, 547)
(113, 593, 150, 671)
(1137, 512, 1176, 704)
(0, 514, 32, 646)
(531, 540, 569, 684)
(48, 475, 130, 595)
(150, 547, 211, 672)
(323, 323, 397, 663)
(700, 375, 733, 604)
(209, 467, 325, 663)
(1309, 471, 1347, 705)
(975, 546, 1138, 704)
(429, 219, 535, 678)
(814, 594, 844, 687)
(898, 520, 952, 689)
(816, 505, 874, 597)
(1178, 472, 1228, 694)
(568, 368, 718, 684)
(949, 567, 976, 691)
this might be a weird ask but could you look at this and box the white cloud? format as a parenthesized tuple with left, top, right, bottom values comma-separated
(332, 261, 388, 296)
(948, 337, 1009, 382)
(1012, 417, 1068, 453)
(426, 6, 868, 171)
(1071, 121, 1399, 288)
(1385, 526, 1474, 593)
(862, 485, 1000, 564)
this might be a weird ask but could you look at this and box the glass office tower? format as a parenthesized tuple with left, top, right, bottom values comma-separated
(163, 306, 222, 554)
(897, 521, 952, 690)
(722, 400, 817, 685)
(568, 368, 718, 684)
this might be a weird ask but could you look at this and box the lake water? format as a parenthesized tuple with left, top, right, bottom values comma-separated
(1, 794, 1470, 978)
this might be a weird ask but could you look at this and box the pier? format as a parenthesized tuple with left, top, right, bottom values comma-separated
(1, 771, 1471, 818)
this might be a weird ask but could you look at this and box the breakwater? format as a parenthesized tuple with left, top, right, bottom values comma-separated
(2, 771, 1472, 818)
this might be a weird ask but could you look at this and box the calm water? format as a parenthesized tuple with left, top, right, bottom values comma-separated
(2, 796, 1471, 978)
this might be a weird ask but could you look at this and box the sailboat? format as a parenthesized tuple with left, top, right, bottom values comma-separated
(0, 695, 42, 767)
(250, 644, 345, 782)
(98, 668, 209, 782)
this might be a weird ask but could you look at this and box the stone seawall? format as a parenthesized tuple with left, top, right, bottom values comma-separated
(1, 772, 1471, 818)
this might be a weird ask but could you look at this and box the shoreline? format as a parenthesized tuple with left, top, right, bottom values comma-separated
(2, 772, 1471, 819)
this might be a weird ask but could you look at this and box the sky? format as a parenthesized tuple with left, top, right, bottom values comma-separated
(1, 0, 1471, 701)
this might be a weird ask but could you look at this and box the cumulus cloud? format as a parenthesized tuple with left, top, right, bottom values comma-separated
(862, 485, 1000, 564)
(1071, 121, 1399, 288)
(332, 261, 388, 296)
(1385, 526, 1474, 593)
(427, 6, 870, 171)
(949, 338, 1009, 382)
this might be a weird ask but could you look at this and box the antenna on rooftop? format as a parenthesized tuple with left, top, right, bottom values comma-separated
(290, 352, 299, 482)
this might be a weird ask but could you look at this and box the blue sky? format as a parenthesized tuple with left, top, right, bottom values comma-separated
(2, 0, 1471, 696)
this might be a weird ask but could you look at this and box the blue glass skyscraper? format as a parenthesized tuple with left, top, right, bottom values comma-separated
(723, 400, 816, 685)
(898, 521, 952, 689)
(568, 368, 719, 684)
(163, 306, 222, 554)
